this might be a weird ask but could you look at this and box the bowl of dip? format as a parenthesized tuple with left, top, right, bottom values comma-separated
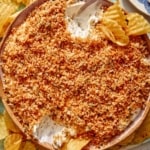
(0, 0, 150, 150)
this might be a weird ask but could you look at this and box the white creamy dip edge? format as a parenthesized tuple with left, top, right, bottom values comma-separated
(65, 2, 104, 38)
(33, 116, 76, 149)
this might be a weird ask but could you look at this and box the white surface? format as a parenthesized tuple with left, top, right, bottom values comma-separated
(119, 0, 150, 23)
(128, 0, 150, 16)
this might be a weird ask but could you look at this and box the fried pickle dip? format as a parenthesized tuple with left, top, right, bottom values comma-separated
(1, 0, 150, 150)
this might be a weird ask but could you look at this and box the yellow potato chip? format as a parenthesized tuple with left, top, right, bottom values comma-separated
(62, 138, 90, 150)
(4, 134, 22, 150)
(9, 10, 21, 21)
(99, 19, 129, 46)
(22, 141, 36, 150)
(0, 114, 9, 140)
(0, 2, 18, 37)
(4, 111, 21, 133)
(12, 0, 35, 5)
(103, 3, 127, 28)
(12, 0, 24, 4)
(18, 141, 26, 150)
(0, 0, 12, 4)
(97, 25, 115, 41)
(127, 13, 150, 36)
(26, 0, 35, 5)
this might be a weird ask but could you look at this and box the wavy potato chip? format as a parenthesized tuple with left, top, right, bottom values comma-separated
(127, 13, 150, 36)
(13, 0, 35, 5)
(0, 0, 12, 3)
(12, 0, 25, 4)
(4, 134, 22, 150)
(62, 138, 90, 150)
(0, 114, 9, 140)
(100, 18, 129, 46)
(97, 25, 115, 41)
(4, 111, 21, 133)
(0, 2, 18, 37)
(26, 0, 35, 5)
(103, 3, 127, 28)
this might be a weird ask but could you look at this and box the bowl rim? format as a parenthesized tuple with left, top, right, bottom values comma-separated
(0, 0, 150, 150)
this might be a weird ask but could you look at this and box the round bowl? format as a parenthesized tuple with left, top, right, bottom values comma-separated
(0, 0, 150, 150)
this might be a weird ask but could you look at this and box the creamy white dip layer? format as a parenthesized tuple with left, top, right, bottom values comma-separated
(33, 116, 76, 149)
(65, 1, 103, 38)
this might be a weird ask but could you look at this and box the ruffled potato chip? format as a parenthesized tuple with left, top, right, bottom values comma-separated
(4, 134, 22, 150)
(100, 18, 129, 46)
(100, 2, 150, 46)
(0, 114, 9, 140)
(103, 3, 127, 28)
(13, 0, 35, 5)
(4, 111, 21, 133)
(127, 13, 150, 36)
(0, 2, 18, 37)
(62, 138, 90, 150)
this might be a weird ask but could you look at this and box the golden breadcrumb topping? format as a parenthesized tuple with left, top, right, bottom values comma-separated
(1, 0, 150, 148)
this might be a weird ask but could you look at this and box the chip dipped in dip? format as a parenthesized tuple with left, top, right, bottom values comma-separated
(0, 0, 150, 150)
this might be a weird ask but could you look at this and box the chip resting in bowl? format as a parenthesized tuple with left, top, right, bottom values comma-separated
(0, 0, 150, 150)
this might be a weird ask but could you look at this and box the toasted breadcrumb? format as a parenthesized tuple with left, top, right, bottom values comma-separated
(1, 0, 150, 148)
